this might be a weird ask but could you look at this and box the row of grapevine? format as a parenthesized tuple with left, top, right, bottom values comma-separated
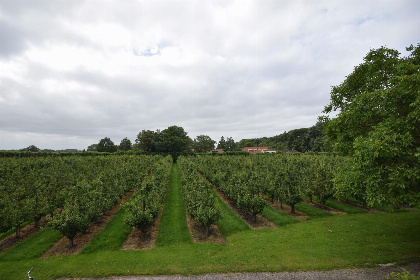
(0, 155, 156, 244)
(123, 155, 172, 239)
(194, 156, 267, 220)
(178, 156, 221, 237)
(193, 154, 345, 215)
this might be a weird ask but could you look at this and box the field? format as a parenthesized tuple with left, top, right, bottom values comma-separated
(0, 156, 419, 280)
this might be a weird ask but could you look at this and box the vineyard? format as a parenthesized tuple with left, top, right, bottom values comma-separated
(0, 154, 419, 280)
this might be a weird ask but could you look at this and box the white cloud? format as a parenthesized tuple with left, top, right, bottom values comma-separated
(0, 0, 419, 150)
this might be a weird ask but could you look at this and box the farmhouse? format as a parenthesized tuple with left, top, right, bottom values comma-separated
(242, 147, 275, 154)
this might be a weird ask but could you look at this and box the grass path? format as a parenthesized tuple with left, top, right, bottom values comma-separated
(156, 163, 191, 246)
(80, 207, 132, 254)
(262, 205, 299, 227)
(0, 229, 62, 261)
(213, 191, 250, 236)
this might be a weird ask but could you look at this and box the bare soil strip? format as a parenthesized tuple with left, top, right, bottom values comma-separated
(185, 210, 226, 244)
(41, 190, 134, 258)
(121, 204, 164, 250)
(0, 217, 48, 254)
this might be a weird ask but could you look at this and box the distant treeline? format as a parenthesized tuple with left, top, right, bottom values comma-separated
(237, 121, 331, 153)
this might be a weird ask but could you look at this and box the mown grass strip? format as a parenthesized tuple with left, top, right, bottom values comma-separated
(213, 191, 250, 236)
(325, 199, 368, 214)
(0, 229, 62, 261)
(80, 207, 132, 254)
(262, 205, 299, 226)
(156, 163, 191, 246)
(295, 202, 333, 218)
(346, 197, 407, 213)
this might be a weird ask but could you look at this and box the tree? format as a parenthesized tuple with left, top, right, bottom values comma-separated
(193, 135, 216, 152)
(217, 136, 227, 150)
(157, 126, 192, 158)
(48, 203, 89, 248)
(225, 137, 237, 151)
(322, 44, 420, 207)
(97, 137, 117, 153)
(87, 144, 98, 151)
(20, 145, 40, 152)
(135, 130, 159, 153)
(119, 137, 132, 151)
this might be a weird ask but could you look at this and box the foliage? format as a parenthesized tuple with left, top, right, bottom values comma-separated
(193, 135, 216, 152)
(134, 126, 193, 160)
(135, 130, 159, 152)
(0, 155, 156, 245)
(237, 122, 330, 152)
(48, 203, 88, 248)
(19, 145, 40, 152)
(97, 137, 117, 153)
(119, 137, 132, 151)
(217, 136, 238, 151)
(323, 44, 420, 207)
(157, 126, 192, 158)
(87, 144, 98, 151)
(386, 269, 420, 280)
(178, 157, 221, 237)
(123, 156, 172, 239)
(217, 136, 227, 150)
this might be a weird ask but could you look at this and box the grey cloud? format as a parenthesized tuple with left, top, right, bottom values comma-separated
(0, 19, 26, 58)
(1, 0, 419, 150)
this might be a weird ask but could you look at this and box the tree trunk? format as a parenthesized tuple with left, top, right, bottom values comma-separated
(15, 224, 21, 239)
(290, 204, 296, 215)
(279, 200, 283, 210)
(68, 237, 74, 248)
(204, 224, 209, 238)
(309, 194, 313, 204)
(34, 195, 39, 228)
(34, 215, 41, 228)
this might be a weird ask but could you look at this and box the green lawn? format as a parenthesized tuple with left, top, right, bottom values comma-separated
(1, 163, 419, 280)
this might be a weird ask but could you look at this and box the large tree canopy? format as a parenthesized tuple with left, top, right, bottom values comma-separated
(193, 135, 216, 152)
(97, 137, 117, 153)
(119, 137, 132, 151)
(157, 125, 192, 155)
(322, 44, 420, 206)
(135, 130, 159, 153)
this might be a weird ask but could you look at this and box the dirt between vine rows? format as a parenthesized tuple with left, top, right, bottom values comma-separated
(185, 211, 226, 244)
(121, 203, 164, 250)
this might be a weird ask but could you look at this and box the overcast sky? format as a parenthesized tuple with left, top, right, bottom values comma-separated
(0, 0, 419, 150)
